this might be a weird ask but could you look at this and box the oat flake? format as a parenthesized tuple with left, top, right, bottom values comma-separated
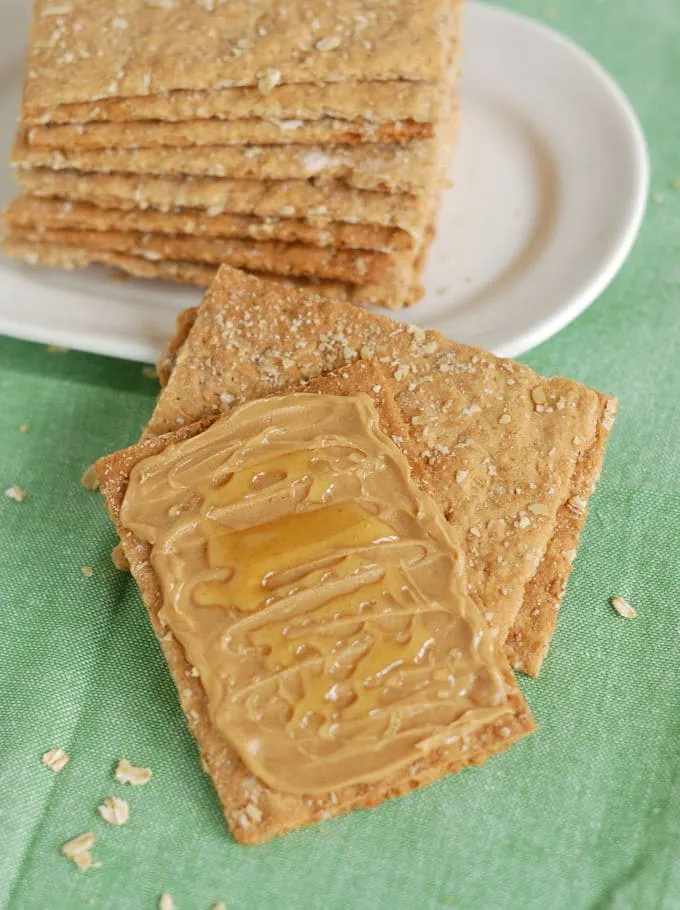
(316, 34, 342, 51)
(42, 747, 70, 772)
(611, 596, 637, 620)
(61, 832, 98, 870)
(115, 758, 152, 785)
(98, 796, 129, 826)
(80, 463, 100, 491)
(257, 68, 281, 94)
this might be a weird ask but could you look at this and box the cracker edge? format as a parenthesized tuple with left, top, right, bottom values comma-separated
(504, 396, 617, 675)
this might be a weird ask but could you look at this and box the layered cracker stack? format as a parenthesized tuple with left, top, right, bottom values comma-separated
(3, 0, 462, 310)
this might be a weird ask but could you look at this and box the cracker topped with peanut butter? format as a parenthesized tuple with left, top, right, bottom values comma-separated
(98, 359, 534, 842)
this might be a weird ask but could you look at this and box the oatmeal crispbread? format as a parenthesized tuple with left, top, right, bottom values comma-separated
(5, 226, 393, 285)
(23, 0, 458, 111)
(21, 78, 449, 128)
(3, 239, 429, 310)
(6, 0, 462, 301)
(12, 133, 451, 195)
(97, 359, 534, 844)
(25, 117, 433, 150)
(16, 168, 434, 235)
(3, 197, 415, 252)
(150, 267, 617, 676)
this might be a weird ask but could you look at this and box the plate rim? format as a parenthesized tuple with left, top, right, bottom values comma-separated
(465, 2, 649, 358)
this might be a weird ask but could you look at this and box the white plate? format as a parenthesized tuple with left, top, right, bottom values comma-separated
(0, 2, 648, 362)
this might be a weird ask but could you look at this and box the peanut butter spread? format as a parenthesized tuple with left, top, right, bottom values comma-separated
(121, 393, 508, 795)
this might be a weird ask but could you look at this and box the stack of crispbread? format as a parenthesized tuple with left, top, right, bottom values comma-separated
(3, 0, 462, 310)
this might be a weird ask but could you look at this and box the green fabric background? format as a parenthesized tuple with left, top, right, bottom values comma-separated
(1, 1, 679, 908)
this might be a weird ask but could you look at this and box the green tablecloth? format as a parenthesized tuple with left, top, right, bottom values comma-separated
(1, 1, 679, 908)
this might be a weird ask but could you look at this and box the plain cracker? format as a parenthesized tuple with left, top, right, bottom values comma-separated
(1, 242, 427, 309)
(5, 224, 394, 284)
(23, 81, 450, 127)
(26, 117, 433, 150)
(24, 0, 458, 109)
(13, 134, 449, 195)
(4, 196, 414, 252)
(17, 169, 432, 235)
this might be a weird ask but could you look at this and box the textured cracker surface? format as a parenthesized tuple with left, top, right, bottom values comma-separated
(13, 133, 448, 195)
(150, 267, 616, 674)
(96, 358, 533, 844)
(4, 225, 393, 285)
(4, 196, 414, 252)
(25, 117, 433, 150)
(2, 242, 427, 310)
(22, 80, 449, 127)
(24, 0, 457, 109)
(17, 169, 432, 235)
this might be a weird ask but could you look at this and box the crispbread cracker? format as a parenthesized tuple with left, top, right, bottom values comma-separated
(4, 197, 414, 252)
(2, 242, 427, 309)
(23, 81, 449, 127)
(24, 0, 458, 110)
(5, 225, 393, 284)
(26, 117, 433, 150)
(149, 267, 616, 675)
(13, 134, 447, 195)
(4, 240, 217, 287)
(17, 169, 431, 235)
(504, 404, 615, 675)
(96, 358, 534, 843)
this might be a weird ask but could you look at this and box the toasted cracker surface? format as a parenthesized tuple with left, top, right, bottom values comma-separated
(149, 267, 616, 674)
(24, 0, 458, 110)
(5, 225, 392, 284)
(1, 242, 426, 309)
(3, 240, 217, 286)
(26, 117, 433, 150)
(13, 135, 447, 195)
(23, 81, 449, 127)
(503, 403, 616, 675)
(4, 196, 413, 252)
(17, 169, 431, 235)
(96, 358, 533, 844)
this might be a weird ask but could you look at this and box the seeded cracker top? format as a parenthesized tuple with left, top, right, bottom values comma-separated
(24, 0, 457, 111)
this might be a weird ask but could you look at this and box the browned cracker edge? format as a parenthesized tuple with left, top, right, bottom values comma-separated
(505, 399, 616, 675)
